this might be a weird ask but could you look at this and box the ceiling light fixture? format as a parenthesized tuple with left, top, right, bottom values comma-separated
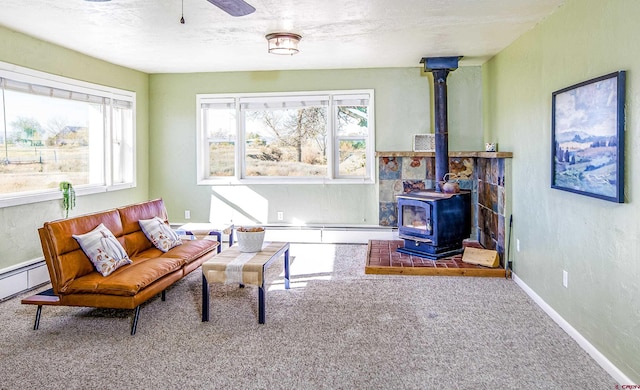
(265, 33, 302, 55)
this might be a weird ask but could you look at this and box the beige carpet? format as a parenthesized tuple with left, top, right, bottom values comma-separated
(0, 244, 617, 389)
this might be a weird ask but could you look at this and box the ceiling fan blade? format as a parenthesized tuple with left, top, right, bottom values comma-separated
(206, 0, 255, 17)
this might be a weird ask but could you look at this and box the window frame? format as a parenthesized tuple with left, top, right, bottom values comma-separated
(0, 61, 136, 208)
(196, 90, 375, 185)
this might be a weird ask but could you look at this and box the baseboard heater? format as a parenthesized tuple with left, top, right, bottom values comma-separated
(0, 258, 50, 302)
(261, 224, 397, 244)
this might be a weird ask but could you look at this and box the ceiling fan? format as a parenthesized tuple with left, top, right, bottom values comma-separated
(85, 0, 255, 17)
(86, 0, 255, 22)
(206, 0, 255, 17)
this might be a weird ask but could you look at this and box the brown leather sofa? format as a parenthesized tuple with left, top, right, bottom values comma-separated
(22, 199, 219, 335)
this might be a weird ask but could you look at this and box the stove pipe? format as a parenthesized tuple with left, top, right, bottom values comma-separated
(420, 56, 461, 192)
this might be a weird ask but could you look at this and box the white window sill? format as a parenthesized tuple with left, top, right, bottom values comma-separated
(198, 177, 374, 186)
(0, 183, 135, 208)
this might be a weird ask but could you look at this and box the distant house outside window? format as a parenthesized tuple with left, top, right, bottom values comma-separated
(0, 62, 136, 207)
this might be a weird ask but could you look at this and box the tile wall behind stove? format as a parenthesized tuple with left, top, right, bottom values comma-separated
(476, 158, 507, 257)
(378, 153, 510, 263)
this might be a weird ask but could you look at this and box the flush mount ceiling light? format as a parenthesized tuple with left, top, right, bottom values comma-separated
(265, 33, 302, 55)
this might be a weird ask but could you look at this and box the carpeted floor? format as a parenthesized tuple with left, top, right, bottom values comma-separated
(0, 244, 617, 389)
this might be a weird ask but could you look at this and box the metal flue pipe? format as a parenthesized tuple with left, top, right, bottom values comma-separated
(420, 56, 461, 192)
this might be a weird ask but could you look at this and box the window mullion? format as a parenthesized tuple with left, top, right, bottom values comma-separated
(201, 104, 210, 182)
(328, 96, 336, 179)
(236, 100, 244, 180)
(1, 77, 7, 165)
(105, 100, 113, 186)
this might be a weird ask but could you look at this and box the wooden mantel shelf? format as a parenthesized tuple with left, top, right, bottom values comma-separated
(376, 151, 513, 158)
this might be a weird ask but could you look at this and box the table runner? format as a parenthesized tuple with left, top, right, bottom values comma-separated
(224, 252, 257, 284)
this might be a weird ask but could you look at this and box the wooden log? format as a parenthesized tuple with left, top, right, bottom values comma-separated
(462, 247, 500, 268)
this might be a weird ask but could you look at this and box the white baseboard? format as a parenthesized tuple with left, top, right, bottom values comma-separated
(513, 273, 633, 385)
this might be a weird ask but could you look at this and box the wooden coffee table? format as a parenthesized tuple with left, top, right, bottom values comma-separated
(201, 242, 290, 324)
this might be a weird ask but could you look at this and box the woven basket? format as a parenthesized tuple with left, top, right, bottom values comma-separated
(236, 230, 265, 252)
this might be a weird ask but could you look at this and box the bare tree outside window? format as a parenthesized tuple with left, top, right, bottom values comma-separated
(197, 90, 373, 183)
(244, 106, 328, 177)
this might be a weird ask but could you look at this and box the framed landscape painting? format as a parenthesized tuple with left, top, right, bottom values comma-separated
(551, 71, 626, 203)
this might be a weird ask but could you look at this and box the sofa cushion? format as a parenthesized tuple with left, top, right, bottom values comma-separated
(45, 209, 123, 257)
(65, 256, 185, 296)
(118, 199, 168, 235)
(139, 216, 182, 252)
(161, 239, 219, 265)
(72, 223, 132, 276)
(130, 247, 165, 263)
(55, 250, 97, 293)
(121, 230, 155, 258)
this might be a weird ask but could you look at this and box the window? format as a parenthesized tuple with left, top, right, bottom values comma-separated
(197, 90, 374, 184)
(0, 62, 136, 207)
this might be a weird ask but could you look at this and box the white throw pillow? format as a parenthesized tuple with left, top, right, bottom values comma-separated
(139, 216, 182, 253)
(72, 223, 132, 277)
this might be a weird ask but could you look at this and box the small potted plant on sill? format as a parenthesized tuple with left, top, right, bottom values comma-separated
(59, 181, 76, 218)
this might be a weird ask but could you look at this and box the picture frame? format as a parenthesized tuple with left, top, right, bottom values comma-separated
(551, 71, 626, 203)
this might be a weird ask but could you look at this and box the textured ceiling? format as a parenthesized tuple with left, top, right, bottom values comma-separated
(0, 0, 564, 74)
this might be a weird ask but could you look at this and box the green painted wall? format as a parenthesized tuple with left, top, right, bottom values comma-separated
(0, 25, 483, 269)
(149, 67, 483, 225)
(484, 0, 639, 382)
(0, 0, 635, 381)
(0, 26, 150, 270)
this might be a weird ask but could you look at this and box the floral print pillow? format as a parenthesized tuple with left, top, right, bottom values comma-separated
(72, 223, 132, 276)
(139, 216, 182, 253)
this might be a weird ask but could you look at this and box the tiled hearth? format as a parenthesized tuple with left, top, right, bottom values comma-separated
(377, 151, 512, 265)
(365, 239, 507, 277)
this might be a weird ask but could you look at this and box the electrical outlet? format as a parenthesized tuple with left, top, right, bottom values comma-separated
(516, 239, 520, 252)
(277, 211, 284, 221)
(562, 270, 568, 288)
(184, 210, 191, 220)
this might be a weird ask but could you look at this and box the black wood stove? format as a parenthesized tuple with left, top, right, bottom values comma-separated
(397, 190, 471, 259)
(396, 56, 471, 259)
